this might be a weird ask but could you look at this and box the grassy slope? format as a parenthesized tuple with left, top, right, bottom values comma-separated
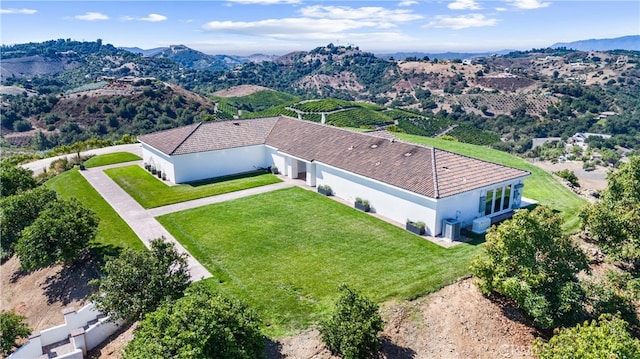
(83, 152, 141, 168)
(395, 133, 587, 231)
(46, 168, 144, 250)
(158, 187, 482, 337)
(104, 166, 282, 208)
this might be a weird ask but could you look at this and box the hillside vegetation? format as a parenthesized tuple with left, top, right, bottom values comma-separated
(1, 40, 639, 161)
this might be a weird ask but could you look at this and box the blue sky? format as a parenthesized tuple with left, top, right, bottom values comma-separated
(1, 1, 638, 55)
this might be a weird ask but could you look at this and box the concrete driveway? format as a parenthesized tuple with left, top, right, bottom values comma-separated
(21, 143, 143, 175)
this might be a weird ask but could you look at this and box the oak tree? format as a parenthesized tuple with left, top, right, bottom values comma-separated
(319, 284, 384, 359)
(123, 282, 264, 359)
(14, 197, 99, 271)
(472, 206, 589, 329)
(91, 237, 191, 322)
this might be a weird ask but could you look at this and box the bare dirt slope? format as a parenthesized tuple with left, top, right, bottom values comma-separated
(1, 256, 98, 332)
(212, 84, 271, 97)
(271, 278, 537, 359)
(3, 252, 539, 359)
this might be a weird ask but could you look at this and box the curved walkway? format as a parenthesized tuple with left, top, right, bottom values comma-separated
(22, 144, 143, 176)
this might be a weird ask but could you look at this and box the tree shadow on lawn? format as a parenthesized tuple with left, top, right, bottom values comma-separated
(42, 244, 122, 305)
(185, 170, 271, 187)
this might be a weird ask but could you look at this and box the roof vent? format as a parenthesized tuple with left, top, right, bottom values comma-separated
(348, 145, 354, 150)
(404, 152, 412, 157)
(375, 161, 381, 166)
(370, 144, 378, 149)
(233, 122, 240, 126)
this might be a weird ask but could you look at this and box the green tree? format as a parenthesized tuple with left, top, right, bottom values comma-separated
(91, 238, 191, 322)
(0, 187, 58, 260)
(123, 283, 264, 359)
(0, 162, 37, 197)
(471, 206, 590, 329)
(554, 169, 580, 187)
(0, 310, 31, 356)
(14, 198, 99, 270)
(580, 156, 640, 265)
(319, 285, 384, 359)
(583, 271, 640, 326)
(534, 314, 640, 359)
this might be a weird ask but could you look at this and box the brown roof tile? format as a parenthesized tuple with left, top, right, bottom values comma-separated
(138, 118, 279, 155)
(139, 116, 530, 198)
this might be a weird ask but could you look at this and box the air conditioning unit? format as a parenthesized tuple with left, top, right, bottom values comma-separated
(442, 218, 461, 241)
(472, 216, 491, 234)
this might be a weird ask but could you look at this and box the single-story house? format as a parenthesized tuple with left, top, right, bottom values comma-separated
(138, 116, 530, 237)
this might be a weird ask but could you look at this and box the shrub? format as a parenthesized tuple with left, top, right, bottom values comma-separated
(407, 220, 426, 229)
(534, 314, 640, 358)
(124, 283, 264, 359)
(320, 285, 384, 359)
(472, 206, 589, 329)
(355, 197, 369, 206)
(0, 310, 31, 356)
(554, 169, 580, 187)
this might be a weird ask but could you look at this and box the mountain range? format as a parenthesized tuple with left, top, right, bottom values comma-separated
(120, 35, 638, 63)
(551, 35, 639, 51)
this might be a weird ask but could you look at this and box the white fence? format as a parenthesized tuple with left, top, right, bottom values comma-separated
(9, 303, 122, 359)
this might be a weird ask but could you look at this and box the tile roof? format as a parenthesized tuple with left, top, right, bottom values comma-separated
(137, 118, 278, 155)
(138, 116, 530, 198)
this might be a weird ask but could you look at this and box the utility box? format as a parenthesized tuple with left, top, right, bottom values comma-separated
(472, 216, 491, 234)
(442, 218, 461, 241)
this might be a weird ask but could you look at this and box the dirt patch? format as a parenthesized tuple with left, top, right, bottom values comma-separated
(269, 278, 538, 358)
(1, 256, 99, 333)
(5, 255, 540, 359)
(212, 85, 271, 97)
(528, 159, 609, 202)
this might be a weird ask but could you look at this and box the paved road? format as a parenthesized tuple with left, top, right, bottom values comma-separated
(21, 144, 143, 175)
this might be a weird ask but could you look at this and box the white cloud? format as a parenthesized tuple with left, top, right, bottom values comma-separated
(508, 0, 551, 9)
(203, 4, 423, 40)
(448, 0, 481, 10)
(299, 5, 423, 23)
(226, 0, 301, 4)
(121, 13, 167, 22)
(203, 18, 377, 39)
(398, 0, 418, 6)
(424, 13, 499, 29)
(495, 7, 508, 11)
(140, 13, 168, 22)
(75, 12, 109, 21)
(0, 8, 37, 15)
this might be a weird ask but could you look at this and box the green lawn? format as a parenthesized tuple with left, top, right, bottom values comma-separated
(104, 166, 282, 208)
(396, 133, 587, 232)
(46, 168, 144, 250)
(84, 152, 141, 168)
(158, 187, 482, 337)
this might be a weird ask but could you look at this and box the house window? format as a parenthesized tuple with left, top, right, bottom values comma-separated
(484, 184, 513, 216)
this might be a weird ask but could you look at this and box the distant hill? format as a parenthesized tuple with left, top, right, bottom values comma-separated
(551, 35, 640, 51)
(144, 45, 248, 71)
(119, 46, 167, 57)
(376, 50, 513, 61)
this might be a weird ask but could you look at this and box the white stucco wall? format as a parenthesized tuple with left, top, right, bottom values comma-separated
(266, 146, 286, 175)
(434, 178, 527, 235)
(171, 145, 269, 183)
(315, 163, 438, 235)
(141, 144, 175, 182)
